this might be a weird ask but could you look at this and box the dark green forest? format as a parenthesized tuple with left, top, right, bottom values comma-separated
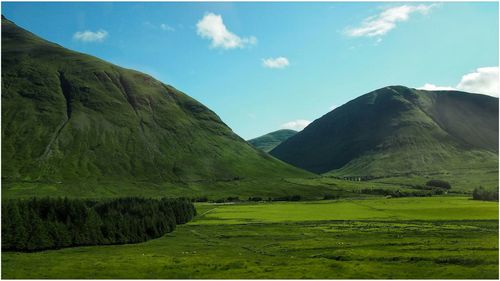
(2, 197, 196, 252)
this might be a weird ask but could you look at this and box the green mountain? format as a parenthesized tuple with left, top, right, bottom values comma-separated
(248, 129, 297, 152)
(1, 17, 309, 188)
(270, 86, 499, 177)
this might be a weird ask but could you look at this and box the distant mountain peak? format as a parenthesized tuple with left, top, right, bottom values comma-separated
(248, 129, 297, 152)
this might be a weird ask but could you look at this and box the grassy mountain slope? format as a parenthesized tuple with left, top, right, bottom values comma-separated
(248, 129, 297, 152)
(270, 86, 498, 177)
(1, 17, 310, 189)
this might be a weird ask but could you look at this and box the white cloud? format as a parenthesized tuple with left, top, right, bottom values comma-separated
(160, 23, 175, 32)
(196, 13, 256, 49)
(73, 29, 108, 42)
(456, 67, 499, 97)
(418, 67, 499, 97)
(345, 4, 435, 38)
(418, 83, 456, 91)
(281, 119, 311, 131)
(262, 57, 290, 69)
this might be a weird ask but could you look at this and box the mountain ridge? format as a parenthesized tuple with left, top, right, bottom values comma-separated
(1, 16, 310, 185)
(270, 85, 498, 176)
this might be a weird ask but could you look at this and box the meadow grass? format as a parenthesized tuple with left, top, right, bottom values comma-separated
(194, 197, 498, 224)
(3, 163, 497, 201)
(2, 196, 498, 279)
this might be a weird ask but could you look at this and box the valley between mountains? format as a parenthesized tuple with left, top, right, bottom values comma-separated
(1, 15, 498, 279)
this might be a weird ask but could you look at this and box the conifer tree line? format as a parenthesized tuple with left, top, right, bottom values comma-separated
(2, 197, 196, 252)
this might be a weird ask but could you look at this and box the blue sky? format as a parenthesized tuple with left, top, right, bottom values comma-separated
(2, 2, 499, 139)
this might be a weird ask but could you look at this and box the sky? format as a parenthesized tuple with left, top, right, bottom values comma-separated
(2, 2, 499, 139)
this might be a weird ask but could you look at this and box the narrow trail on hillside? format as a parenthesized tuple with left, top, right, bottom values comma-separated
(198, 206, 219, 218)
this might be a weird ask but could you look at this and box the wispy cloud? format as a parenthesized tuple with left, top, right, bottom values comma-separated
(73, 29, 108, 42)
(418, 67, 499, 97)
(160, 23, 175, 32)
(281, 119, 311, 131)
(144, 22, 175, 32)
(196, 13, 256, 49)
(262, 57, 290, 69)
(345, 4, 436, 38)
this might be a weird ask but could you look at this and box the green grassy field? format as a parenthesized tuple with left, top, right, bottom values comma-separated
(1, 177, 334, 200)
(3, 197, 498, 279)
(5, 167, 496, 201)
